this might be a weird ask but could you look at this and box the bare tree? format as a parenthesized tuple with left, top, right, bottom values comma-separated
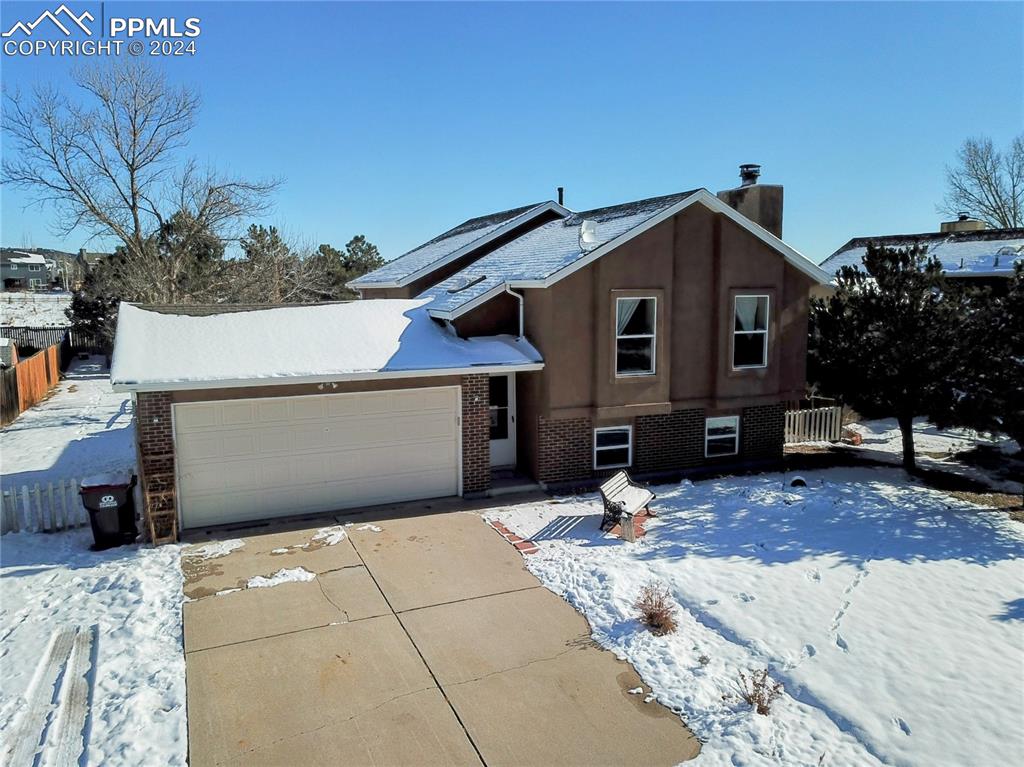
(941, 135, 1024, 228)
(2, 60, 277, 303)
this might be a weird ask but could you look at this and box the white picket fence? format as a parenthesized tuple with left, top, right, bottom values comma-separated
(785, 405, 843, 444)
(1, 479, 88, 534)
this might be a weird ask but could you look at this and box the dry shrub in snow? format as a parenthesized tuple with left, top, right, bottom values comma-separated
(738, 668, 783, 715)
(634, 583, 677, 636)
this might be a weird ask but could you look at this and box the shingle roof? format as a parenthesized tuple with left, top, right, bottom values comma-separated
(822, 229, 1024, 277)
(349, 202, 559, 288)
(420, 191, 701, 315)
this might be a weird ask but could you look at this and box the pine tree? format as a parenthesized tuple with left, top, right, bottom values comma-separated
(809, 244, 966, 471)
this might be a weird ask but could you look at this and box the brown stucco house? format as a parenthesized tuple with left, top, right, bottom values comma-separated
(112, 166, 829, 537)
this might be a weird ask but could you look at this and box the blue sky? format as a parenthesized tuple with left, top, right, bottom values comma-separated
(2, 1, 1021, 264)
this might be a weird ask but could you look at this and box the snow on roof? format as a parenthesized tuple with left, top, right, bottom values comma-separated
(111, 301, 543, 391)
(6, 252, 48, 265)
(822, 229, 1024, 277)
(350, 202, 561, 288)
(420, 191, 701, 315)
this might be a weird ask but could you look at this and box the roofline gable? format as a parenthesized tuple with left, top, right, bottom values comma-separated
(428, 189, 831, 321)
(348, 200, 571, 290)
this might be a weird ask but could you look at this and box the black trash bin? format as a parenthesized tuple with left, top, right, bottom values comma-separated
(80, 473, 138, 550)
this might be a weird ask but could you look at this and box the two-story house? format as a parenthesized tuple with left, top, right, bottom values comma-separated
(113, 166, 829, 537)
(0, 251, 55, 291)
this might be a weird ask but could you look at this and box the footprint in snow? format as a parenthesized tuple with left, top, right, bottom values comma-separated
(891, 716, 912, 736)
(734, 592, 756, 603)
(804, 569, 821, 583)
(835, 634, 849, 652)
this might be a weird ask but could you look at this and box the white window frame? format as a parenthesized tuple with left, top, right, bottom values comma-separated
(732, 294, 770, 370)
(615, 296, 657, 377)
(28, 264, 42, 272)
(705, 416, 740, 458)
(28, 278, 44, 289)
(8, 263, 18, 271)
(593, 425, 633, 470)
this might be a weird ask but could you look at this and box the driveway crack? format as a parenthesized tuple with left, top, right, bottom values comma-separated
(447, 646, 581, 686)
(219, 684, 438, 764)
(316, 576, 350, 622)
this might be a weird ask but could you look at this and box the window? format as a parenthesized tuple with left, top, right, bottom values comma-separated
(705, 416, 739, 457)
(488, 376, 509, 440)
(8, 263, 18, 271)
(615, 297, 656, 376)
(28, 264, 42, 272)
(733, 295, 769, 369)
(594, 426, 632, 469)
(29, 279, 44, 289)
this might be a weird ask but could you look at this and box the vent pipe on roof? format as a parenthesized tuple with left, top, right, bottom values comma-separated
(557, 187, 564, 206)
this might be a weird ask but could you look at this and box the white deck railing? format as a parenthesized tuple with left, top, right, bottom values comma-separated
(784, 406, 843, 444)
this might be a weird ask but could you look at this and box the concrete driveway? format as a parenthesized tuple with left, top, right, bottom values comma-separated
(181, 500, 700, 766)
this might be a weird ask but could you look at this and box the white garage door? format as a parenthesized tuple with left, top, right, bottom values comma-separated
(173, 387, 460, 529)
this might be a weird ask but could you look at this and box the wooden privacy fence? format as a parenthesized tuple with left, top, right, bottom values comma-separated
(1, 479, 89, 534)
(785, 405, 843, 444)
(0, 344, 61, 425)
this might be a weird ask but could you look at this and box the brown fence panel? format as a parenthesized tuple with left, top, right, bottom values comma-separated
(14, 347, 55, 413)
(0, 367, 18, 426)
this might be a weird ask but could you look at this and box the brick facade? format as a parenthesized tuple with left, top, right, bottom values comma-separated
(741, 403, 785, 461)
(460, 374, 491, 494)
(634, 408, 705, 474)
(135, 391, 176, 540)
(534, 402, 785, 488)
(537, 416, 592, 484)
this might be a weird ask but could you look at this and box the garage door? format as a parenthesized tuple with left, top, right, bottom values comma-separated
(173, 387, 460, 529)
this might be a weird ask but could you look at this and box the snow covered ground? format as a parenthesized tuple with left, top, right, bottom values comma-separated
(0, 356, 179, 762)
(1, 356, 135, 489)
(843, 418, 1021, 493)
(486, 467, 1024, 767)
(0, 292, 72, 327)
(0, 529, 186, 765)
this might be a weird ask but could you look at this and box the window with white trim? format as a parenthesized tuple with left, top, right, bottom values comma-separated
(28, 264, 42, 272)
(705, 416, 739, 457)
(594, 426, 632, 469)
(615, 297, 656, 376)
(9, 263, 18, 271)
(733, 295, 769, 369)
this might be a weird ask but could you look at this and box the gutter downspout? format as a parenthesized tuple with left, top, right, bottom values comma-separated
(504, 284, 524, 339)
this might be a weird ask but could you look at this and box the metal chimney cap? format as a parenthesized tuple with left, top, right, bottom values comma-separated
(739, 164, 761, 186)
(957, 211, 970, 221)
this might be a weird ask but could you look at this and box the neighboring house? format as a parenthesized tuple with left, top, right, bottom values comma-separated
(820, 216, 1024, 295)
(0, 251, 56, 291)
(112, 165, 830, 536)
(0, 247, 109, 291)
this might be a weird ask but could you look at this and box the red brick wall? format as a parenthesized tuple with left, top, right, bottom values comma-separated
(741, 403, 785, 461)
(537, 416, 592, 483)
(135, 391, 176, 539)
(634, 408, 705, 474)
(460, 375, 491, 493)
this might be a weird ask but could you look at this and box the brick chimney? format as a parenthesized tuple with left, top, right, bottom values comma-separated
(716, 164, 784, 238)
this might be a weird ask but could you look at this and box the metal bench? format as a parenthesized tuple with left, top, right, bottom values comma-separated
(599, 470, 656, 540)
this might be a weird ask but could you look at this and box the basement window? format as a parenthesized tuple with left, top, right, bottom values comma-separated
(615, 297, 656, 376)
(733, 295, 769, 369)
(594, 426, 632, 470)
(705, 416, 739, 457)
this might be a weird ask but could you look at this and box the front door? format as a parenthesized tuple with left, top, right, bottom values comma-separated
(488, 373, 516, 468)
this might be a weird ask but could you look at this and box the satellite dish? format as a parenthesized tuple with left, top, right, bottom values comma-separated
(579, 219, 599, 246)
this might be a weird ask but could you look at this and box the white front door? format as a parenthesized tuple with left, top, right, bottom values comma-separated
(488, 373, 516, 468)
